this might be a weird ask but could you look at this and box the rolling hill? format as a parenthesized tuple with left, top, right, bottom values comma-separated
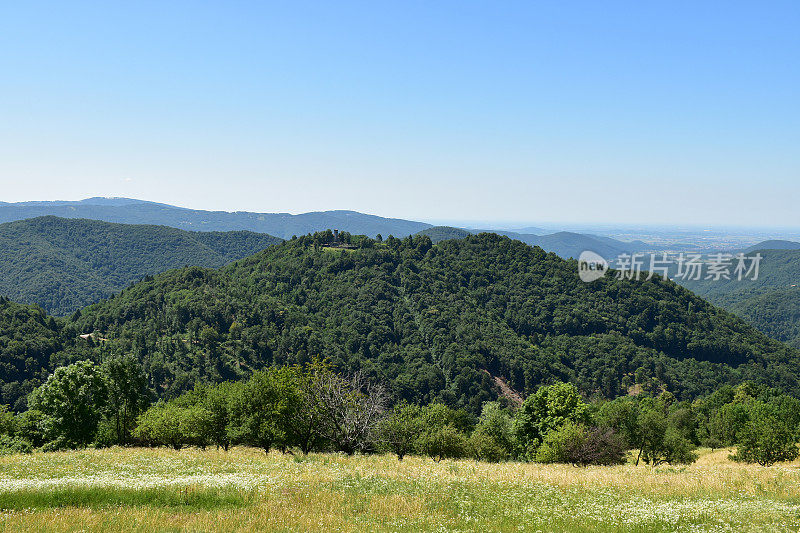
(22, 232, 793, 413)
(0, 198, 432, 239)
(676, 248, 800, 348)
(0, 216, 282, 316)
(744, 240, 800, 253)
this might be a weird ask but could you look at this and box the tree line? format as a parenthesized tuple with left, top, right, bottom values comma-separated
(1, 358, 797, 467)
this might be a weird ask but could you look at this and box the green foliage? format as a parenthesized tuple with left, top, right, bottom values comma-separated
(467, 431, 509, 462)
(678, 249, 800, 348)
(133, 403, 212, 450)
(100, 355, 149, 445)
(228, 369, 293, 454)
(512, 382, 589, 458)
(33, 231, 796, 411)
(731, 401, 799, 466)
(474, 402, 514, 455)
(27, 361, 107, 449)
(535, 421, 588, 464)
(378, 403, 425, 461)
(0, 216, 282, 316)
(635, 397, 698, 466)
(418, 425, 468, 462)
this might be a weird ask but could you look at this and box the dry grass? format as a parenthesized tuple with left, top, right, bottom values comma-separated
(0, 447, 798, 532)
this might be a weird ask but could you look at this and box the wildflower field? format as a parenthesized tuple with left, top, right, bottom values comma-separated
(0, 447, 798, 532)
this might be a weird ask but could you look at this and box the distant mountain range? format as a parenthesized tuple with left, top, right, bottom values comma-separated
(0, 198, 649, 260)
(0, 198, 432, 240)
(0, 216, 281, 315)
(417, 226, 649, 259)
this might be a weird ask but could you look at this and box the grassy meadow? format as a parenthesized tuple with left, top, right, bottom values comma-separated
(0, 447, 798, 532)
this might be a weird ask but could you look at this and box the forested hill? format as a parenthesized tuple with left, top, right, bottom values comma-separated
(0, 216, 282, 316)
(677, 248, 800, 348)
(51, 232, 799, 414)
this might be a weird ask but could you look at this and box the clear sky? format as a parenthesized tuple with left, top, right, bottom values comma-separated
(1, 1, 798, 225)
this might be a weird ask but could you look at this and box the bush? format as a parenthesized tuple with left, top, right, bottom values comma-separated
(568, 426, 627, 466)
(0, 434, 32, 455)
(513, 382, 589, 460)
(467, 430, 508, 463)
(474, 402, 514, 457)
(419, 425, 467, 462)
(535, 421, 587, 464)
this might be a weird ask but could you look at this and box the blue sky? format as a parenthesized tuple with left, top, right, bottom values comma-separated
(1, 1, 798, 225)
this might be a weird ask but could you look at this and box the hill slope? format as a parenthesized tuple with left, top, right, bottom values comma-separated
(0, 217, 282, 315)
(0, 198, 431, 239)
(58, 233, 800, 413)
(744, 240, 800, 253)
(677, 248, 800, 348)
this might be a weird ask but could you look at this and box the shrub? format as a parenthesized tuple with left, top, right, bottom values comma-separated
(535, 421, 587, 464)
(513, 382, 589, 460)
(568, 426, 626, 466)
(419, 425, 467, 462)
(467, 430, 508, 463)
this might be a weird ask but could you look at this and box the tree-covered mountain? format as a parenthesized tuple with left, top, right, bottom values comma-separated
(677, 248, 800, 348)
(51, 233, 798, 410)
(0, 198, 431, 239)
(0, 217, 281, 316)
(3, 232, 798, 415)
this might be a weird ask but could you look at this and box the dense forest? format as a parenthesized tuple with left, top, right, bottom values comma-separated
(677, 248, 800, 348)
(3, 231, 797, 415)
(0, 216, 282, 316)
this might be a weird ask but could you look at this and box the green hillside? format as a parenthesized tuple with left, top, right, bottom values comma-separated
(677, 249, 800, 348)
(0, 217, 282, 316)
(54, 232, 798, 413)
(744, 240, 800, 253)
(3, 232, 798, 413)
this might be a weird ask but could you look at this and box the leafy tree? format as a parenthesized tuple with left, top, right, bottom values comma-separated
(419, 425, 467, 462)
(378, 403, 425, 461)
(101, 354, 149, 445)
(467, 431, 508, 462)
(27, 360, 107, 449)
(731, 401, 799, 466)
(474, 402, 514, 455)
(635, 398, 697, 466)
(595, 396, 640, 448)
(512, 382, 589, 459)
(228, 369, 291, 454)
